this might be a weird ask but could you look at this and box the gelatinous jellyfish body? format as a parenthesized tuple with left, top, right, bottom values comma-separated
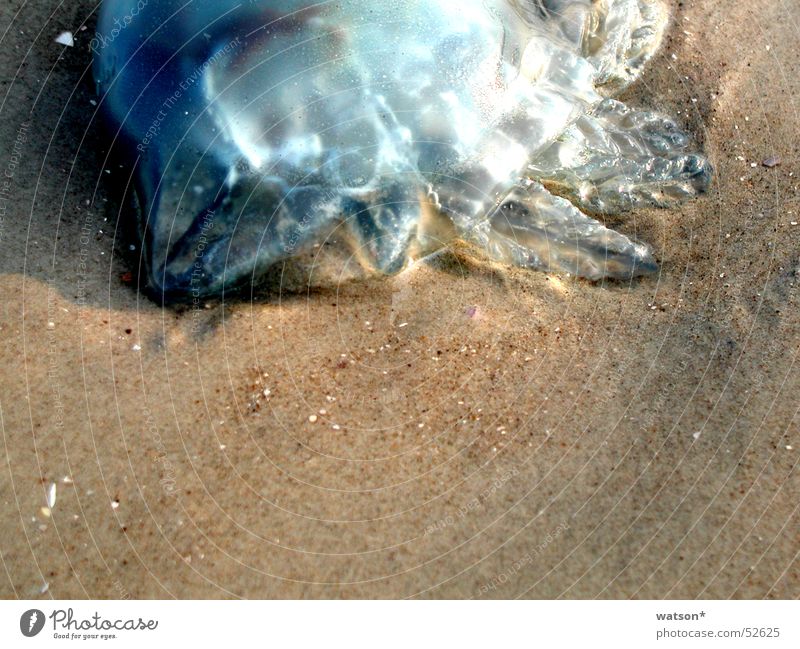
(93, 0, 711, 301)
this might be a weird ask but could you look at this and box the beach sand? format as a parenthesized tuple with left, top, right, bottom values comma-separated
(0, 0, 798, 598)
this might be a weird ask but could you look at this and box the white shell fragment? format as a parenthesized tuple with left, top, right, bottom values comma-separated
(55, 31, 74, 47)
(46, 482, 57, 509)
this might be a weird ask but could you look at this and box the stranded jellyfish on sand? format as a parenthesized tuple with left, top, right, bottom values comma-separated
(93, 0, 711, 301)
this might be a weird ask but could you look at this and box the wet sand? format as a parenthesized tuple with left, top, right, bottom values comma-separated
(0, 0, 798, 598)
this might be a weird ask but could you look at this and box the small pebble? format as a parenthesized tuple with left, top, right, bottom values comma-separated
(762, 156, 781, 168)
(308, 415, 318, 423)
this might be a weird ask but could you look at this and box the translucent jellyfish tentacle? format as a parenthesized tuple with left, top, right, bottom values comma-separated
(341, 185, 423, 275)
(582, 0, 670, 92)
(528, 98, 713, 214)
(513, 1, 668, 89)
(458, 179, 657, 280)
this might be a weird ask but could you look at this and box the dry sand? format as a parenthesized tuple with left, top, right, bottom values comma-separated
(0, 0, 798, 598)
